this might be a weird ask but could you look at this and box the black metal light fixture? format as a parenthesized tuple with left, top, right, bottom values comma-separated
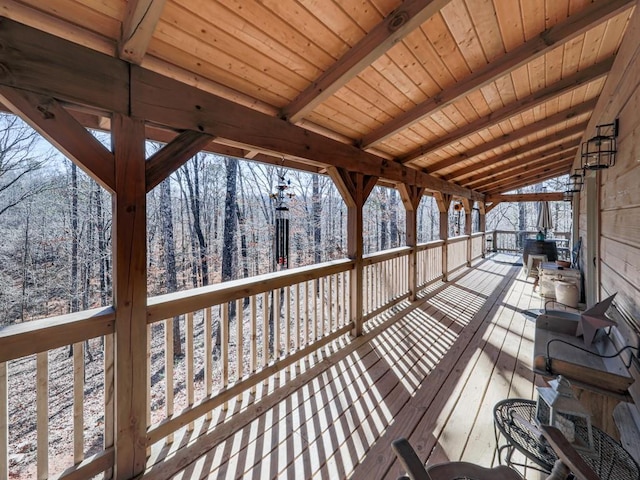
(581, 120, 618, 170)
(565, 168, 584, 194)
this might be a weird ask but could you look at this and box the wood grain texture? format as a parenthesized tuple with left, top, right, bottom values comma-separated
(119, 0, 166, 63)
(112, 114, 147, 479)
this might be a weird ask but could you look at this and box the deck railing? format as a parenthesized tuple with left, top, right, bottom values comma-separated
(363, 247, 411, 320)
(0, 235, 474, 479)
(447, 235, 469, 273)
(416, 240, 444, 289)
(0, 308, 115, 480)
(487, 230, 571, 258)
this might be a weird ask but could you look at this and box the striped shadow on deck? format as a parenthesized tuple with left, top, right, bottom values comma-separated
(144, 257, 545, 479)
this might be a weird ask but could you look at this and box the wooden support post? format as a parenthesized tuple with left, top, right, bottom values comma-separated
(435, 193, 451, 281)
(461, 198, 472, 266)
(478, 201, 487, 258)
(112, 114, 147, 479)
(328, 167, 376, 337)
(398, 184, 424, 302)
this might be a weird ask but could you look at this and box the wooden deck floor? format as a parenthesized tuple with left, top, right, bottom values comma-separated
(145, 255, 549, 480)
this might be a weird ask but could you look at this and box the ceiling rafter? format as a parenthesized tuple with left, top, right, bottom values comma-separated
(485, 163, 571, 195)
(426, 99, 595, 176)
(463, 148, 578, 190)
(280, 0, 453, 123)
(119, 0, 167, 64)
(439, 123, 586, 182)
(0, 18, 483, 201)
(471, 154, 575, 192)
(399, 59, 611, 165)
(360, 0, 634, 149)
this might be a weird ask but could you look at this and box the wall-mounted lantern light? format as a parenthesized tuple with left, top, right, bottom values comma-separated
(581, 120, 618, 170)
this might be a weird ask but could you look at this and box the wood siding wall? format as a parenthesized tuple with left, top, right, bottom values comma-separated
(577, 0, 640, 410)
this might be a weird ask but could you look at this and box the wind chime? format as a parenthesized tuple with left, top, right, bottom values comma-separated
(270, 174, 294, 269)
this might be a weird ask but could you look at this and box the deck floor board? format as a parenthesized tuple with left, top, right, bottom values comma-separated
(146, 257, 547, 479)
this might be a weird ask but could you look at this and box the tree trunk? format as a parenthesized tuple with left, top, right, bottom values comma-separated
(160, 178, 182, 357)
(312, 175, 321, 264)
(220, 157, 239, 346)
(389, 189, 398, 247)
(70, 163, 79, 314)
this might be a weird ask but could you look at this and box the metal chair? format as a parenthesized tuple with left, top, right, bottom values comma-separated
(392, 425, 597, 480)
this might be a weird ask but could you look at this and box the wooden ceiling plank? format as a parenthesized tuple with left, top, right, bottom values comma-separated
(145, 130, 215, 192)
(429, 99, 595, 175)
(401, 59, 610, 165)
(119, 0, 167, 64)
(281, 0, 453, 123)
(360, 0, 634, 148)
(0, 86, 116, 192)
(442, 125, 584, 181)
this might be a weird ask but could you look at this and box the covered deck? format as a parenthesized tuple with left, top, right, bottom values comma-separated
(1, 1, 640, 479)
(143, 255, 542, 479)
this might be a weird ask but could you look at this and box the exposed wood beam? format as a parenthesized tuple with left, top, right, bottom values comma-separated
(424, 98, 595, 175)
(0, 0, 116, 56)
(440, 123, 585, 181)
(361, 0, 634, 148)
(0, 18, 129, 114)
(399, 60, 610, 165)
(0, 18, 483, 201)
(281, 0, 452, 123)
(131, 67, 483, 200)
(145, 130, 214, 192)
(0, 86, 116, 192)
(474, 157, 572, 192)
(119, 0, 166, 64)
(486, 192, 566, 203)
(484, 164, 570, 195)
(464, 149, 578, 190)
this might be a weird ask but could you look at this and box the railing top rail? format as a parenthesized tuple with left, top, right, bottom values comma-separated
(0, 306, 115, 362)
(416, 239, 445, 251)
(447, 235, 470, 243)
(147, 258, 354, 323)
(363, 246, 411, 265)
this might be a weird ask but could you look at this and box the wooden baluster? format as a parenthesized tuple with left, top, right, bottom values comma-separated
(146, 325, 151, 455)
(236, 299, 243, 400)
(294, 284, 300, 351)
(250, 295, 257, 394)
(164, 318, 174, 442)
(313, 278, 318, 344)
(73, 341, 84, 464)
(103, 334, 114, 480)
(284, 287, 291, 357)
(0, 361, 7, 480)
(221, 303, 229, 410)
(320, 277, 326, 337)
(262, 292, 269, 386)
(303, 281, 309, 348)
(273, 289, 280, 359)
(204, 308, 212, 420)
(186, 312, 194, 430)
(37, 351, 48, 480)
(343, 271, 348, 328)
(328, 275, 334, 332)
